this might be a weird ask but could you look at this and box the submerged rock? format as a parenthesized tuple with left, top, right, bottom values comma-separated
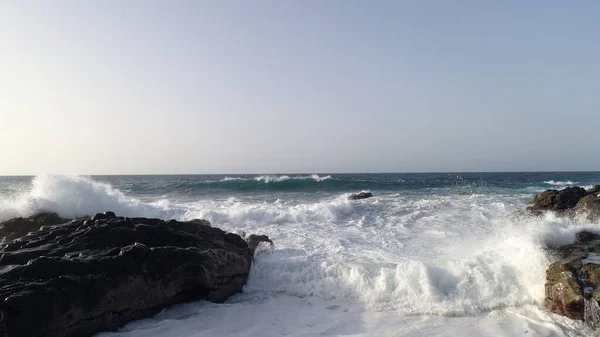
(0, 212, 71, 242)
(348, 191, 373, 200)
(0, 214, 269, 337)
(545, 231, 600, 323)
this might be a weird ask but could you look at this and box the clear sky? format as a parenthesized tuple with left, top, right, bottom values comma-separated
(1, 1, 599, 175)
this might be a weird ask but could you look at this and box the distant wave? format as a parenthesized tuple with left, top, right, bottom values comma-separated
(199, 175, 337, 192)
(222, 174, 332, 183)
(543, 180, 577, 186)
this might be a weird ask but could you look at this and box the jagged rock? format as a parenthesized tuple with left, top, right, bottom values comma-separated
(90, 211, 117, 221)
(0, 212, 71, 242)
(189, 219, 211, 227)
(526, 185, 600, 222)
(545, 231, 600, 322)
(0, 214, 270, 337)
(575, 194, 600, 222)
(348, 191, 373, 200)
(528, 187, 587, 213)
(246, 234, 274, 251)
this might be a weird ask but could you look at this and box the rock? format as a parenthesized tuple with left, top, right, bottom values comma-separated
(189, 219, 211, 227)
(91, 212, 108, 221)
(246, 234, 274, 251)
(574, 194, 600, 222)
(576, 231, 600, 243)
(0, 212, 71, 242)
(587, 185, 600, 195)
(545, 231, 600, 322)
(104, 211, 117, 220)
(0, 215, 265, 337)
(528, 187, 587, 213)
(348, 191, 373, 200)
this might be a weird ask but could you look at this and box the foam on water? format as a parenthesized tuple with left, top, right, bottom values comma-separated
(253, 174, 332, 183)
(220, 174, 332, 183)
(185, 197, 594, 317)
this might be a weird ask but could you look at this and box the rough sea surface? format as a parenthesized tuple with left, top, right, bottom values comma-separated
(1, 172, 599, 337)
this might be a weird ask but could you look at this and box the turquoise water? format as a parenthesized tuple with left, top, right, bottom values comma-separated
(2, 171, 598, 198)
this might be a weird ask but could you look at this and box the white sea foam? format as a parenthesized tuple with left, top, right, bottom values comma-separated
(254, 175, 291, 182)
(544, 180, 578, 186)
(96, 296, 587, 337)
(0, 174, 174, 221)
(95, 190, 593, 337)
(173, 194, 593, 317)
(221, 177, 244, 181)
(220, 174, 332, 183)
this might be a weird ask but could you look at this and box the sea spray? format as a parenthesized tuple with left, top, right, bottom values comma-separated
(0, 174, 176, 221)
(584, 297, 600, 329)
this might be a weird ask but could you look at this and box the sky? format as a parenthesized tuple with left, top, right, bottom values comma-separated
(1, 1, 599, 175)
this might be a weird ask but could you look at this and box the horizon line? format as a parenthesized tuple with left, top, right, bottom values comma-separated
(0, 170, 599, 177)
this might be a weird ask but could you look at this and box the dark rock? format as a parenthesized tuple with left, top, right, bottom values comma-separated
(91, 213, 107, 221)
(545, 231, 600, 322)
(348, 191, 373, 200)
(528, 187, 587, 213)
(246, 234, 274, 251)
(576, 231, 600, 244)
(104, 211, 117, 220)
(189, 219, 211, 227)
(0, 212, 71, 242)
(0, 215, 264, 337)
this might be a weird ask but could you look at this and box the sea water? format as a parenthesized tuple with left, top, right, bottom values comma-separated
(1, 172, 599, 337)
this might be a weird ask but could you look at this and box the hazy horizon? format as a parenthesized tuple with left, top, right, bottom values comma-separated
(2, 170, 600, 177)
(2, 1, 599, 175)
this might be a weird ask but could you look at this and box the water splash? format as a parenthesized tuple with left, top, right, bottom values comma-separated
(584, 297, 600, 329)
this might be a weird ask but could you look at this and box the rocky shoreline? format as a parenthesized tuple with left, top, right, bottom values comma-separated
(527, 185, 600, 327)
(0, 212, 272, 337)
(0, 186, 599, 335)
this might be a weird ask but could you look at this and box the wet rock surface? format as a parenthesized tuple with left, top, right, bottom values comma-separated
(527, 185, 600, 221)
(526, 186, 600, 324)
(545, 231, 600, 322)
(527, 186, 587, 213)
(348, 191, 373, 200)
(0, 212, 71, 242)
(575, 193, 600, 222)
(0, 212, 269, 337)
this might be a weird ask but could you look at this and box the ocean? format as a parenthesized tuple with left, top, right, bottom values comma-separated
(1, 172, 599, 337)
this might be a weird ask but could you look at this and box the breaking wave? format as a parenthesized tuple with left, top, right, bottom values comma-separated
(0, 174, 176, 221)
(544, 180, 577, 186)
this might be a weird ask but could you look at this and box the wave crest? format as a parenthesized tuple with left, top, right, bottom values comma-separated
(0, 174, 172, 221)
(544, 180, 577, 186)
(222, 174, 332, 183)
